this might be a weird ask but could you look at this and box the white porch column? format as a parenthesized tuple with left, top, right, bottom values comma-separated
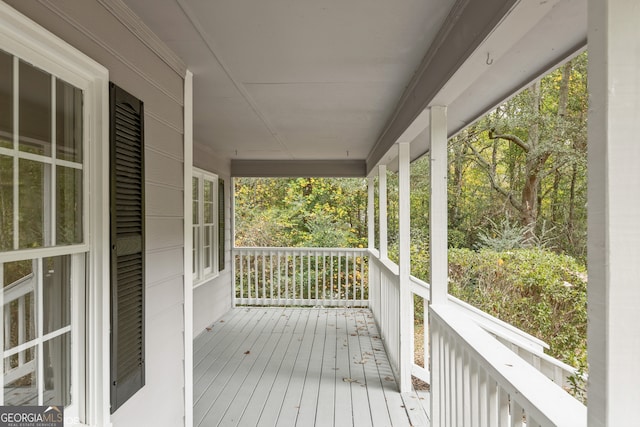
(379, 164, 388, 259)
(429, 106, 448, 305)
(183, 70, 194, 427)
(398, 142, 413, 392)
(587, 1, 640, 426)
(367, 174, 375, 251)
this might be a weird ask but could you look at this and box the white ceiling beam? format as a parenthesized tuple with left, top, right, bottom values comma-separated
(366, 0, 519, 174)
(230, 159, 366, 177)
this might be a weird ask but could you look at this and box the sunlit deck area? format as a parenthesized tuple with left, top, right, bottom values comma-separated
(193, 307, 430, 427)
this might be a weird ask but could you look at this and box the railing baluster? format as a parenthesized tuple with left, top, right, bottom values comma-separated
(246, 253, 251, 300)
(285, 250, 290, 303)
(269, 251, 274, 302)
(488, 379, 498, 427)
(463, 350, 471, 426)
(330, 252, 334, 304)
(470, 359, 479, 427)
(455, 341, 463, 425)
(322, 253, 327, 300)
(511, 401, 523, 427)
(299, 251, 303, 305)
(253, 250, 259, 303)
(314, 252, 319, 303)
(239, 252, 244, 301)
(337, 251, 342, 304)
(498, 387, 509, 427)
(261, 251, 266, 303)
(18, 295, 25, 367)
(479, 367, 488, 427)
(307, 252, 311, 304)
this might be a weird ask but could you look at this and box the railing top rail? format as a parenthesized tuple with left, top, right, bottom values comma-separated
(431, 304, 587, 427)
(3, 273, 36, 303)
(233, 246, 369, 253)
(369, 254, 400, 276)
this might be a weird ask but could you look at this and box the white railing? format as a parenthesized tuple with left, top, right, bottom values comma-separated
(234, 248, 583, 418)
(430, 304, 587, 427)
(233, 247, 369, 307)
(369, 253, 401, 378)
(3, 266, 37, 387)
(409, 276, 582, 392)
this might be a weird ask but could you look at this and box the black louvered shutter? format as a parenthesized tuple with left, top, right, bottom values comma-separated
(109, 83, 145, 413)
(218, 179, 225, 271)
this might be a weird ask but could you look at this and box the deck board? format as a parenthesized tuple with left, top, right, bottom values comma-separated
(193, 307, 430, 427)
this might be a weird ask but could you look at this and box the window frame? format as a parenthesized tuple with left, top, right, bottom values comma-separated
(0, 3, 110, 426)
(192, 168, 221, 286)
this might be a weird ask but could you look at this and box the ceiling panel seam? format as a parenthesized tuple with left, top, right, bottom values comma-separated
(175, 0, 292, 158)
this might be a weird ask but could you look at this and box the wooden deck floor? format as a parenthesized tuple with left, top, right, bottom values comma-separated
(194, 307, 430, 427)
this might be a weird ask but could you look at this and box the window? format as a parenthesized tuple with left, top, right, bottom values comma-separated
(1, 4, 109, 424)
(0, 49, 85, 415)
(193, 169, 224, 284)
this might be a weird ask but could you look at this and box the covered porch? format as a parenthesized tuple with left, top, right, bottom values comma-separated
(119, 0, 639, 426)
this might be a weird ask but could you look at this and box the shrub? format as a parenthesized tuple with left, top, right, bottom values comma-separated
(412, 248, 587, 371)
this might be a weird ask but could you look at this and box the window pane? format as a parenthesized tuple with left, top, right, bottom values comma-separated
(56, 166, 82, 245)
(204, 246, 211, 269)
(192, 227, 198, 277)
(204, 201, 213, 224)
(56, 80, 83, 163)
(204, 180, 213, 203)
(0, 50, 12, 149)
(43, 255, 71, 334)
(192, 177, 199, 225)
(2, 259, 33, 288)
(0, 155, 14, 250)
(43, 332, 71, 407)
(4, 347, 38, 406)
(4, 290, 36, 351)
(18, 159, 45, 248)
(204, 225, 212, 269)
(19, 61, 51, 156)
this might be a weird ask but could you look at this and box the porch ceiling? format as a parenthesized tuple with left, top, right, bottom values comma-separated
(122, 0, 586, 176)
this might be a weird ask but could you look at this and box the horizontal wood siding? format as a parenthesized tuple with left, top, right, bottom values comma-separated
(4, 1, 187, 425)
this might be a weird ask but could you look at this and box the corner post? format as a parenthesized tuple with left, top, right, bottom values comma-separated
(587, 1, 640, 425)
(183, 69, 194, 427)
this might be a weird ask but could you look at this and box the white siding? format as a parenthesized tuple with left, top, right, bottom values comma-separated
(193, 143, 233, 334)
(4, 1, 187, 425)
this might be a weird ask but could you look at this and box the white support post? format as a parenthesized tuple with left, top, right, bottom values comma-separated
(367, 174, 375, 251)
(398, 142, 412, 393)
(183, 70, 194, 427)
(429, 106, 448, 305)
(378, 164, 388, 260)
(587, 1, 640, 426)
(231, 179, 237, 308)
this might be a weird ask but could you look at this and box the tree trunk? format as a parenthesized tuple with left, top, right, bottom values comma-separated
(520, 81, 541, 236)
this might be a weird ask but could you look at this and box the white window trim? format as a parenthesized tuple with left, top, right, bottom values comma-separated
(192, 168, 219, 287)
(0, 3, 110, 426)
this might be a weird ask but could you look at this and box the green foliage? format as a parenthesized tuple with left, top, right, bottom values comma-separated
(412, 248, 587, 371)
(235, 177, 367, 248)
(475, 216, 531, 251)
